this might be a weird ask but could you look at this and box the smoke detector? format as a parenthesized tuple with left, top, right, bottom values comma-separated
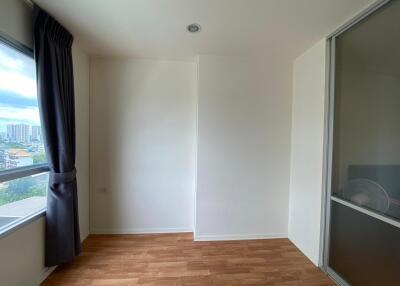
(187, 23, 201, 33)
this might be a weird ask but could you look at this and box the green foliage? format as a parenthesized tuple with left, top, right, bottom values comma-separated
(33, 153, 47, 164)
(0, 174, 48, 206)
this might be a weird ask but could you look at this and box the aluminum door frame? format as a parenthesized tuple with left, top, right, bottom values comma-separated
(320, 0, 394, 285)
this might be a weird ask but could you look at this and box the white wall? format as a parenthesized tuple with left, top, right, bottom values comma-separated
(195, 55, 292, 240)
(288, 39, 326, 266)
(73, 44, 91, 241)
(0, 218, 49, 286)
(90, 58, 196, 234)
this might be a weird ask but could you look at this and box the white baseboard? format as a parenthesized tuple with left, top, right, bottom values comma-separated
(194, 233, 287, 241)
(90, 227, 193, 234)
(80, 230, 90, 242)
(37, 266, 57, 285)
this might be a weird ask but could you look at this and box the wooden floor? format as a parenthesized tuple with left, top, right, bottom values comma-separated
(42, 233, 334, 286)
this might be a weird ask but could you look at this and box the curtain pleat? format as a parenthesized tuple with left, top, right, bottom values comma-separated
(33, 5, 80, 267)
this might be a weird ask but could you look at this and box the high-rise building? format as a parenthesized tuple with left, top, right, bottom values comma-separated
(7, 124, 17, 141)
(16, 124, 30, 143)
(31, 125, 42, 142)
(0, 131, 6, 140)
(7, 124, 30, 143)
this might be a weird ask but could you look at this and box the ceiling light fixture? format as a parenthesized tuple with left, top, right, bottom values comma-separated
(187, 23, 201, 33)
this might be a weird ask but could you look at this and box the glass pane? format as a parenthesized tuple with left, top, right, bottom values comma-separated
(0, 172, 48, 230)
(331, 0, 400, 221)
(329, 201, 400, 286)
(0, 41, 47, 171)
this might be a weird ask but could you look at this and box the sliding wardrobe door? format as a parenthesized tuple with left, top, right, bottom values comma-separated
(326, 1, 400, 285)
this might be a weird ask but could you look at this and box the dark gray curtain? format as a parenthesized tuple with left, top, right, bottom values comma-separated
(33, 5, 80, 267)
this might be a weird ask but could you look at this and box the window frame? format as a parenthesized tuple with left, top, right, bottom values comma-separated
(0, 32, 50, 238)
(0, 163, 49, 183)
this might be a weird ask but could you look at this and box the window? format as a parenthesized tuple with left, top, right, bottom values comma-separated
(0, 36, 49, 235)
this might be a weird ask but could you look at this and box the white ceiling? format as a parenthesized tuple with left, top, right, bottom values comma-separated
(35, 0, 374, 61)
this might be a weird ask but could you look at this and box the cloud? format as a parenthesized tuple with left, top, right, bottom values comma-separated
(0, 104, 41, 126)
(0, 43, 36, 98)
(0, 90, 38, 107)
(0, 48, 24, 70)
(0, 44, 40, 132)
(0, 70, 37, 98)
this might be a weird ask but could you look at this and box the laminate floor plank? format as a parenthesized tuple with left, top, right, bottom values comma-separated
(42, 233, 334, 286)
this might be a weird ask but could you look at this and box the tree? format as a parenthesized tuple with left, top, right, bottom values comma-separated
(33, 153, 47, 164)
(0, 174, 48, 206)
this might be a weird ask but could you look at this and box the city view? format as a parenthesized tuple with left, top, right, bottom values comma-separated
(0, 123, 45, 170)
(0, 41, 47, 208)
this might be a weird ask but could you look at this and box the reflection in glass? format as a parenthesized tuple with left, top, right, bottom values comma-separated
(331, 0, 400, 221)
(0, 172, 48, 230)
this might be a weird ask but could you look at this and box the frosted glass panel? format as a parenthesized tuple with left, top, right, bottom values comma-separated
(329, 2, 400, 285)
(329, 201, 400, 286)
(331, 0, 400, 220)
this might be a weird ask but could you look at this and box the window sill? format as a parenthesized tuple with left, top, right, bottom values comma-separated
(0, 206, 46, 239)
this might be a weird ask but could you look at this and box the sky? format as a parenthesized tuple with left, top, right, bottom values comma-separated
(0, 41, 40, 133)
